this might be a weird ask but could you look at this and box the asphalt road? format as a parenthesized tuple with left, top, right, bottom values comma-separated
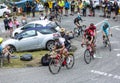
(0, 9, 120, 83)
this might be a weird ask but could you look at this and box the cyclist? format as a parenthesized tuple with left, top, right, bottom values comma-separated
(101, 20, 112, 44)
(52, 36, 70, 64)
(87, 23, 97, 41)
(81, 29, 95, 55)
(59, 28, 74, 51)
(74, 13, 83, 28)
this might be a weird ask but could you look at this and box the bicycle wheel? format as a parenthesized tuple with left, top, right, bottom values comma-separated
(84, 49, 91, 64)
(107, 40, 111, 51)
(74, 28, 79, 37)
(66, 53, 75, 69)
(49, 58, 61, 74)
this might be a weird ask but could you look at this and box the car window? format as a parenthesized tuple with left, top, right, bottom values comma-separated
(46, 22, 58, 28)
(22, 24, 34, 30)
(21, 30, 37, 38)
(0, 5, 5, 9)
(35, 24, 43, 28)
(39, 28, 57, 34)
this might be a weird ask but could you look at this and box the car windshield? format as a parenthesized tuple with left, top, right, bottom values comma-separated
(38, 28, 57, 34)
(46, 22, 58, 28)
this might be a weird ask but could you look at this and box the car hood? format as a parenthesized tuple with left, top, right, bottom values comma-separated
(1, 39, 17, 48)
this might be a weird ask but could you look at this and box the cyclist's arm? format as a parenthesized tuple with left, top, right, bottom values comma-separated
(90, 36, 94, 44)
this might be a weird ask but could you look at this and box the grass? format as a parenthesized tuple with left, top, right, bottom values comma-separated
(3, 50, 49, 68)
(2, 45, 77, 68)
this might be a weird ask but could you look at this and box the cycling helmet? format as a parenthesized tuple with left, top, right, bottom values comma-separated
(60, 28, 65, 33)
(90, 23, 94, 26)
(0, 37, 3, 43)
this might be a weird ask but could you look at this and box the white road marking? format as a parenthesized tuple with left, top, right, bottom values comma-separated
(91, 70, 120, 80)
(95, 19, 108, 26)
(117, 54, 120, 56)
(113, 49, 120, 51)
(115, 27, 120, 31)
(97, 26, 120, 33)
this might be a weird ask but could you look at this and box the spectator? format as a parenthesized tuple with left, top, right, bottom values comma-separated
(21, 13, 27, 26)
(64, 0, 70, 16)
(25, 1, 31, 16)
(0, 38, 12, 63)
(3, 15, 9, 31)
(113, 1, 119, 21)
(12, 4, 18, 17)
(89, 0, 95, 16)
(82, 0, 87, 17)
(38, 2, 44, 14)
(39, 13, 45, 20)
(58, 0, 65, 15)
(44, 1, 49, 16)
(13, 17, 20, 28)
(31, 1, 37, 17)
(48, 0, 53, 12)
(106, 1, 112, 18)
(2, 45, 12, 63)
(70, 0, 75, 16)
(8, 18, 13, 37)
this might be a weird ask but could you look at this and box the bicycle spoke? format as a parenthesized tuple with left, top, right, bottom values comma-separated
(49, 58, 61, 74)
(66, 53, 75, 69)
(84, 49, 91, 64)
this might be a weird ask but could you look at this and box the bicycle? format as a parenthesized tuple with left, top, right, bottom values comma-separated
(49, 50, 74, 74)
(73, 25, 86, 37)
(82, 42, 96, 64)
(103, 34, 112, 51)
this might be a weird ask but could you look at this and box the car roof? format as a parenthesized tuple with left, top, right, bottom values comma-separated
(29, 20, 51, 26)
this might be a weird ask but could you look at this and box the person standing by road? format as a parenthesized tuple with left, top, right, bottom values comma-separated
(25, 1, 31, 16)
(31, 1, 37, 17)
(64, 0, 70, 16)
(3, 15, 9, 31)
(70, 0, 75, 16)
(8, 18, 13, 37)
(44, 1, 49, 16)
(12, 4, 18, 17)
(113, 1, 119, 21)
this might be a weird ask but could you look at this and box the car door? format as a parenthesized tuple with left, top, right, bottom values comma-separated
(17, 30, 39, 51)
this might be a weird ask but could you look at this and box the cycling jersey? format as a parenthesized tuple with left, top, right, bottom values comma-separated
(55, 38, 65, 49)
(88, 25, 96, 36)
(101, 21, 110, 36)
(74, 17, 82, 25)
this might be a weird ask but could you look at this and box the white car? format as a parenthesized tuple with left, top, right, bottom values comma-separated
(0, 3, 11, 17)
(93, 0, 100, 8)
(12, 20, 61, 37)
(2, 27, 61, 52)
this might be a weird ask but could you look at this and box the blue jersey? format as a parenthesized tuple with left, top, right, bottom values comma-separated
(101, 21, 110, 35)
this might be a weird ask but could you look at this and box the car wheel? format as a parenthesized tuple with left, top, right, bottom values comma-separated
(46, 40, 55, 51)
(15, 33, 18, 36)
(8, 45, 16, 53)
